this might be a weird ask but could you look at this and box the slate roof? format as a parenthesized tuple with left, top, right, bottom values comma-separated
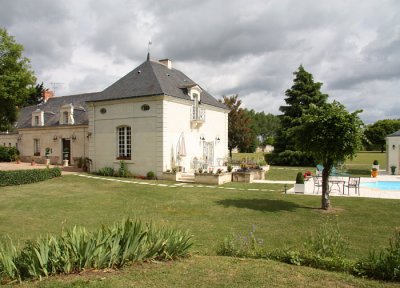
(387, 130, 400, 137)
(17, 92, 101, 129)
(17, 58, 226, 129)
(94, 59, 227, 109)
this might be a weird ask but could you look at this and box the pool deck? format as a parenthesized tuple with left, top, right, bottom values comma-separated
(286, 172, 400, 200)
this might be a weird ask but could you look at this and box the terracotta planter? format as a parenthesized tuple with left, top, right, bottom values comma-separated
(371, 170, 378, 178)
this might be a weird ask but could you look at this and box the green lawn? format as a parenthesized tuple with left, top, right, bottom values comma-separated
(12, 256, 399, 288)
(1, 174, 400, 286)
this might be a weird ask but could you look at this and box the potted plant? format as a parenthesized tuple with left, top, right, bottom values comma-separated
(15, 155, 21, 164)
(371, 167, 378, 178)
(372, 160, 379, 170)
(390, 165, 397, 175)
(45, 147, 51, 166)
(31, 157, 36, 166)
(294, 172, 305, 193)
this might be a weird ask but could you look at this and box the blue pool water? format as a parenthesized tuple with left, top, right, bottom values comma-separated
(361, 181, 400, 191)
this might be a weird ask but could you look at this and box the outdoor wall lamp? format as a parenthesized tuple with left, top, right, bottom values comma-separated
(71, 134, 77, 141)
(87, 132, 92, 138)
(53, 135, 58, 141)
(200, 136, 205, 141)
(17, 135, 22, 141)
(215, 136, 220, 142)
(393, 144, 396, 150)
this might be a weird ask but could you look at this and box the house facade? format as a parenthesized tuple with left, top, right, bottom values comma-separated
(386, 130, 400, 174)
(0, 56, 229, 178)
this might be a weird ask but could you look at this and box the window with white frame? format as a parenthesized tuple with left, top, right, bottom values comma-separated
(34, 116, 39, 126)
(63, 111, 69, 124)
(33, 139, 40, 156)
(117, 126, 131, 159)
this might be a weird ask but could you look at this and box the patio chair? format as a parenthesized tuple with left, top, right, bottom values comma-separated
(345, 177, 360, 196)
(312, 176, 323, 194)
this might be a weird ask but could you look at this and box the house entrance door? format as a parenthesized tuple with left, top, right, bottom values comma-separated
(203, 141, 214, 167)
(62, 139, 71, 163)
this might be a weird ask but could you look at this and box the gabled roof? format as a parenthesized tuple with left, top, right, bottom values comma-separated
(93, 59, 227, 109)
(387, 130, 400, 137)
(17, 92, 101, 129)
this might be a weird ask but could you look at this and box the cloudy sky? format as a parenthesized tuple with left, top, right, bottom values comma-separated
(1, 0, 399, 124)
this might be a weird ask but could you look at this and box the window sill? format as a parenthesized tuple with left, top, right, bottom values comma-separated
(116, 157, 131, 160)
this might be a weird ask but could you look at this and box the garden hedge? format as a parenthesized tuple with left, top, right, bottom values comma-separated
(0, 168, 62, 186)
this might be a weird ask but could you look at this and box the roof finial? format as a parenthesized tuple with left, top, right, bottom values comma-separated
(147, 40, 152, 61)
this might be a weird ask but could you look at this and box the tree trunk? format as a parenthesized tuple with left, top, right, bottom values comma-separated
(229, 148, 233, 159)
(321, 165, 332, 210)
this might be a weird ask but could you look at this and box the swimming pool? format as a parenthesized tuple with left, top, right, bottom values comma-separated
(361, 181, 400, 191)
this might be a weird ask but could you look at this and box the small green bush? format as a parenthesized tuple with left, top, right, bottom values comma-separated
(373, 160, 379, 165)
(353, 228, 400, 281)
(146, 171, 155, 180)
(0, 146, 19, 162)
(0, 168, 62, 186)
(227, 165, 233, 172)
(97, 167, 114, 176)
(295, 172, 304, 184)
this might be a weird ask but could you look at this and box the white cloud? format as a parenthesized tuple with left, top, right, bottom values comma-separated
(1, 0, 399, 124)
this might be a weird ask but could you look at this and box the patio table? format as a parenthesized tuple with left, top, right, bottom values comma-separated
(329, 178, 346, 194)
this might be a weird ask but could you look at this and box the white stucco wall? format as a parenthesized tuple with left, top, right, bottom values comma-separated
(386, 136, 400, 174)
(89, 97, 159, 176)
(89, 95, 228, 177)
(162, 97, 228, 174)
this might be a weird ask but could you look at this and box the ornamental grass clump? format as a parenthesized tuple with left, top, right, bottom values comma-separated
(0, 219, 193, 283)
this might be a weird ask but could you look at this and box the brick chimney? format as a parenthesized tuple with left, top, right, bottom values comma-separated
(159, 59, 172, 69)
(42, 89, 54, 103)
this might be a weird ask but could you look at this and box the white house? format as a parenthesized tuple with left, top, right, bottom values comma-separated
(386, 130, 400, 174)
(0, 55, 229, 178)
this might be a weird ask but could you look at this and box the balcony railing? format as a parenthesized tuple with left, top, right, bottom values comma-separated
(191, 106, 205, 122)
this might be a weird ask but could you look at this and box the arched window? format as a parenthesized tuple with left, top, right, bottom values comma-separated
(117, 126, 131, 159)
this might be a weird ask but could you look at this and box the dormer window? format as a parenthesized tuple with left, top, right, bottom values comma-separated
(60, 104, 75, 125)
(63, 111, 69, 124)
(32, 109, 44, 126)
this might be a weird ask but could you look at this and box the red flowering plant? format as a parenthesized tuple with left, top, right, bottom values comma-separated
(303, 171, 312, 178)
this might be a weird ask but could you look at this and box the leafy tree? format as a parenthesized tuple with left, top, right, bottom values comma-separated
(245, 109, 281, 148)
(24, 82, 45, 107)
(221, 95, 255, 157)
(0, 28, 36, 131)
(364, 119, 400, 152)
(292, 101, 364, 210)
(268, 65, 328, 165)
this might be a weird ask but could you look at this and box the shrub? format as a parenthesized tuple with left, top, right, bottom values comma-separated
(0, 168, 62, 186)
(295, 172, 304, 184)
(304, 218, 348, 259)
(227, 165, 233, 172)
(97, 167, 114, 176)
(373, 160, 379, 165)
(216, 226, 264, 258)
(353, 228, 400, 281)
(0, 218, 193, 283)
(265, 150, 315, 166)
(0, 146, 19, 162)
(146, 171, 155, 180)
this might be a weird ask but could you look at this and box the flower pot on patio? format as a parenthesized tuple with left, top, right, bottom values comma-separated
(390, 165, 397, 175)
(371, 168, 378, 178)
(63, 159, 69, 167)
